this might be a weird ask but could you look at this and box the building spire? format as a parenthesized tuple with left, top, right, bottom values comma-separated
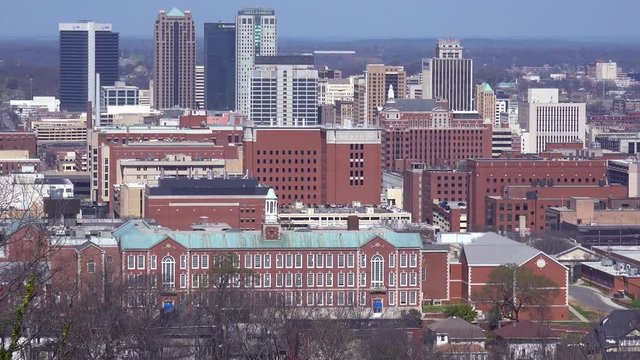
(387, 84, 395, 103)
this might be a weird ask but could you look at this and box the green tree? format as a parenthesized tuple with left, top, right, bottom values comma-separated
(443, 304, 477, 323)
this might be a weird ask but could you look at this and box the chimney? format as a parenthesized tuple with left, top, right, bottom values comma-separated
(347, 215, 360, 231)
(86, 101, 93, 129)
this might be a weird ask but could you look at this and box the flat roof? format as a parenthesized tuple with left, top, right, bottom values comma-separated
(147, 178, 270, 197)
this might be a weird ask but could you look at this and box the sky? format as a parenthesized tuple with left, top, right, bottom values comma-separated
(1, 0, 639, 40)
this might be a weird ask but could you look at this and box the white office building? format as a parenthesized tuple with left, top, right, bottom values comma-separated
(102, 81, 139, 107)
(595, 61, 618, 81)
(236, 8, 277, 116)
(422, 39, 473, 112)
(519, 88, 586, 154)
(250, 55, 318, 126)
(317, 78, 354, 105)
(195, 65, 205, 110)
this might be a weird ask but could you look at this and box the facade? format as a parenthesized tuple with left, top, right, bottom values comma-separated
(279, 205, 411, 230)
(365, 64, 407, 125)
(243, 125, 382, 207)
(492, 127, 515, 158)
(250, 55, 318, 126)
(144, 178, 270, 231)
(204, 22, 236, 111)
(10, 97, 60, 121)
(31, 118, 87, 144)
(59, 21, 119, 112)
(317, 78, 354, 105)
(493, 321, 560, 360)
(102, 81, 139, 108)
(380, 99, 492, 173)
(403, 165, 468, 224)
(0, 132, 37, 157)
(352, 75, 366, 126)
(584, 310, 640, 358)
(426, 317, 488, 359)
(422, 40, 473, 112)
(595, 61, 618, 81)
(236, 8, 277, 116)
(432, 201, 467, 233)
(519, 89, 586, 154)
(153, 8, 196, 109)
(467, 159, 609, 232)
(195, 65, 205, 110)
(608, 159, 640, 198)
(87, 125, 244, 204)
(476, 83, 496, 124)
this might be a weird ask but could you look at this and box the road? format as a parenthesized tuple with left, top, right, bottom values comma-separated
(569, 283, 626, 314)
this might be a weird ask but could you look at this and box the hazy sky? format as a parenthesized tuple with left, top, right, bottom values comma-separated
(1, 0, 638, 39)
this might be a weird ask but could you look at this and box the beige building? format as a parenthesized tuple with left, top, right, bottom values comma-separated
(31, 117, 87, 144)
(153, 8, 195, 110)
(116, 182, 146, 218)
(366, 64, 406, 125)
(318, 78, 354, 105)
(548, 197, 640, 226)
(352, 75, 366, 125)
(476, 83, 496, 125)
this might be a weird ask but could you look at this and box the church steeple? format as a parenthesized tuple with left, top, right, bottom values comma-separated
(263, 188, 281, 240)
(387, 84, 395, 103)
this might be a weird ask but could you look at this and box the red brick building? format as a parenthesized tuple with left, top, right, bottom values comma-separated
(379, 99, 492, 173)
(403, 164, 468, 224)
(144, 178, 271, 231)
(468, 159, 609, 232)
(0, 131, 37, 157)
(88, 125, 243, 206)
(243, 125, 381, 206)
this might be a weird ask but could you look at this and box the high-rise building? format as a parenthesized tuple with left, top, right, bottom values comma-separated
(366, 64, 406, 125)
(595, 61, 618, 81)
(236, 8, 277, 116)
(59, 21, 119, 112)
(153, 8, 195, 110)
(422, 39, 473, 112)
(204, 22, 236, 111)
(195, 65, 205, 110)
(352, 75, 366, 125)
(476, 83, 496, 124)
(250, 55, 318, 126)
(519, 88, 586, 153)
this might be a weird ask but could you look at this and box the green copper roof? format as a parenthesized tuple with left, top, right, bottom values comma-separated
(115, 220, 422, 250)
(167, 7, 185, 17)
(481, 82, 493, 92)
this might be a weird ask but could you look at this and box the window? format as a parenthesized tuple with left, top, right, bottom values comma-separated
(295, 254, 303, 268)
(192, 255, 199, 269)
(400, 272, 408, 286)
(360, 254, 366, 268)
(151, 275, 157, 289)
(127, 255, 135, 270)
(87, 260, 95, 274)
(389, 272, 396, 287)
(326, 292, 334, 305)
(347, 291, 354, 305)
(307, 272, 315, 287)
(359, 272, 366, 286)
(316, 254, 324, 268)
(338, 272, 345, 287)
(264, 254, 271, 268)
(389, 253, 396, 268)
(192, 274, 200, 288)
(254, 254, 261, 268)
(180, 255, 187, 270)
(326, 254, 334, 268)
(245, 254, 252, 268)
(317, 273, 324, 287)
(307, 254, 314, 268)
(295, 273, 303, 287)
(202, 274, 209, 288)
(347, 272, 355, 287)
(307, 292, 315, 306)
(276, 254, 283, 268)
(162, 256, 175, 290)
(201, 255, 209, 269)
(264, 273, 271, 287)
(400, 291, 407, 305)
(347, 254, 355, 268)
(337, 292, 345, 306)
(150, 255, 157, 270)
(410, 272, 418, 287)
(127, 274, 135, 288)
(286, 273, 293, 287)
(371, 255, 384, 288)
(276, 273, 283, 287)
(389, 291, 396, 305)
(400, 254, 408, 268)
(338, 254, 345, 268)
(326, 273, 333, 287)
(359, 291, 367, 306)
(409, 291, 417, 305)
(286, 254, 293, 268)
(180, 273, 188, 288)
(136, 255, 145, 270)
(317, 292, 324, 305)
(409, 254, 417, 268)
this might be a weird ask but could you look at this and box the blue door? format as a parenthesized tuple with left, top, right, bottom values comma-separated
(373, 299, 383, 313)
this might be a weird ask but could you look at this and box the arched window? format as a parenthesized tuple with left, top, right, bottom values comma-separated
(371, 255, 384, 288)
(162, 256, 175, 290)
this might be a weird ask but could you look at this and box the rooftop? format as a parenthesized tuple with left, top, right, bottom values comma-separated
(166, 8, 186, 17)
(147, 178, 270, 197)
(381, 99, 448, 113)
(427, 317, 485, 339)
(460, 233, 544, 266)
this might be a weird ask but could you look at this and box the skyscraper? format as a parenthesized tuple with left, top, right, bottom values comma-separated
(204, 22, 236, 111)
(250, 55, 318, 126)
(153, 8, 195, 110)
(236, 8, 277, 116)
(59, 21, 119, 112)
(422, 39, 473, 112)
(195, 65, 205, 110)
(365, 64, 406, 125)
(476, 83, 496, 124)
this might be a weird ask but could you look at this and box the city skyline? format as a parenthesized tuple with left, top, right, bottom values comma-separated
(2, 0, 639, 39)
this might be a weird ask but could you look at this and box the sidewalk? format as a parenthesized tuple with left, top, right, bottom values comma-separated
(568, 305, 588, 322)
(573, 280, 626, 310)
